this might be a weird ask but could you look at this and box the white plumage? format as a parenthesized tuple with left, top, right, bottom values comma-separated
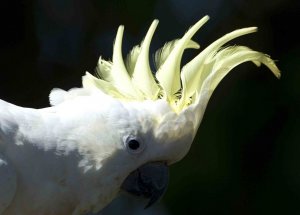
(0, 16, 279, 214)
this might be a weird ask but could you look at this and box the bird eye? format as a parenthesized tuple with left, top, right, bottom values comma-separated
(124, 136, 145, 154)
(128, 139, 140, 150)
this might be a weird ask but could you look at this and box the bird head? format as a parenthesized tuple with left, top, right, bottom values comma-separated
(50, 16, 280, 208)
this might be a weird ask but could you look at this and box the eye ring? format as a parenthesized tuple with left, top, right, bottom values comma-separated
(124, 135, 145, 154)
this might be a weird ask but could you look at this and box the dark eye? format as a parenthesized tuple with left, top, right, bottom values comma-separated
(128, 139, 140, 150)
(124, 136, 145, 154)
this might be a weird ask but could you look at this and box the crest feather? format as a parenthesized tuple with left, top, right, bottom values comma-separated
(155, 16, 210, 102)
(96, 58, 112, 79)
(126, 45, 141, 76)
(82, 72, 127, 98)
(179, 27, 259, 108)
(131, 20, 160, 99)
(197, 45, 280, 96)
(154, 40, 200, 71)
(111, 26, 142, 99)
(82, 16, 280, 114)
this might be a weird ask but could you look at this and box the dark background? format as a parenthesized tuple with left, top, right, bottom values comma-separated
(0, 0, 299, 214)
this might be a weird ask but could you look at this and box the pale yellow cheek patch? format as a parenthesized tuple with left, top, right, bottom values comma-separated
(82, 16, 280, 113)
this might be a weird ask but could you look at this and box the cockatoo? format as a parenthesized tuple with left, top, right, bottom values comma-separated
(0, 16, 280, 215)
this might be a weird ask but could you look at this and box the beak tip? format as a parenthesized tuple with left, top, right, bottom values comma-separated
(121, 162, 169, 209)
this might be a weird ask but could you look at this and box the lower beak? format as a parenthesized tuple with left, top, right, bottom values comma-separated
(121, 162, 169, 208)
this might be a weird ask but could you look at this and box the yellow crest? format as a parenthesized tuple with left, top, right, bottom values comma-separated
(82, 16, 280, 113)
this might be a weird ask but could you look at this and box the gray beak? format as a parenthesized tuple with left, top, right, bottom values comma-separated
(121, 162, 169, 208)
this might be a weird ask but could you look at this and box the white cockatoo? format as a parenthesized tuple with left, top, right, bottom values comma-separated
(0, 16, 280, 215)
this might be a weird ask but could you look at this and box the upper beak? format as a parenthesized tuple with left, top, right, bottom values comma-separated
(121, 162, 169, 208)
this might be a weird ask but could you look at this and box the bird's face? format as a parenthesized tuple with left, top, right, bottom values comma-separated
(87, 97, 198, 208)
(53, 93, 196, 208)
